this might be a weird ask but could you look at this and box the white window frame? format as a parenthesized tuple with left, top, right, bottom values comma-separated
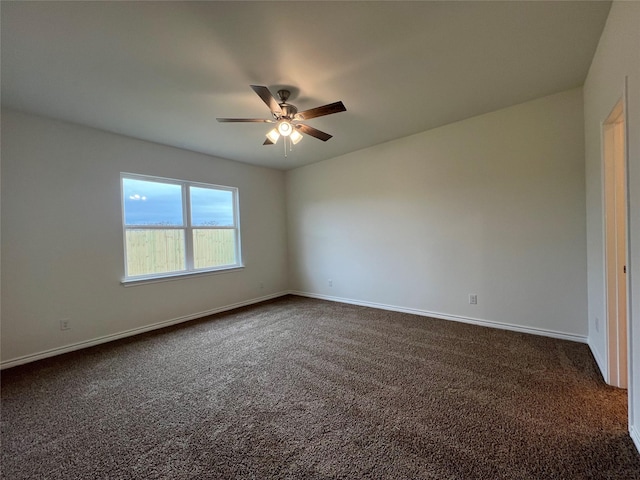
(120, 173, 243, 285)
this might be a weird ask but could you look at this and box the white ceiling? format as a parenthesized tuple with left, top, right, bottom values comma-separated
(1, 1, 611, 170)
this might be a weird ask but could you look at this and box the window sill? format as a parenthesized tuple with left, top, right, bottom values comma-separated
(121, 265, 245, 287)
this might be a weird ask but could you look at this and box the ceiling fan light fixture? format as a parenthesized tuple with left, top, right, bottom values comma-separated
(290, 129, 303, 145)
(277, 120, 293, 137)
(266, 128, 280, 144)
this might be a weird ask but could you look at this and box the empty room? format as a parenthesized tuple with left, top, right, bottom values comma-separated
(1, 1, 639, 479)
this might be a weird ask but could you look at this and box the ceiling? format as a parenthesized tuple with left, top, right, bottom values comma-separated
(1, 1, 611, 170)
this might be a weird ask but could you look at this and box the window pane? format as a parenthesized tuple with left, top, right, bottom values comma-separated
(123, 178, 183, 226)
(193, 229, 236, 269)
(125, 229, 185, 276)
(190, 186, 234, 227)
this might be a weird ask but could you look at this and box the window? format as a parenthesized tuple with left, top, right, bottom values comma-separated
(121, 173, 241, 282)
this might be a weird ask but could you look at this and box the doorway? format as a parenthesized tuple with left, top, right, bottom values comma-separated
(603, 97, 628, 388)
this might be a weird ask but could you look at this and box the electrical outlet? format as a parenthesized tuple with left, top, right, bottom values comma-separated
(260, 281, 264, 289)
(328, 279, 333, 287)
(595, 317, 599, 332)
(60, 319, 71, 331)
(469, 294, 478, 305)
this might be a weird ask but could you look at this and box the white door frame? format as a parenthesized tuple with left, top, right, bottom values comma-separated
(602, 82, 630, 389)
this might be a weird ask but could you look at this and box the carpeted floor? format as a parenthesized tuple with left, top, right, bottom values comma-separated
(2, 295, 639, 479)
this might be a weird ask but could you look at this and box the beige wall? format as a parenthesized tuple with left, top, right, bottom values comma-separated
(287, 88, 587, 340)
(1, 109, 289, 365)
(584, 0, 640, 450)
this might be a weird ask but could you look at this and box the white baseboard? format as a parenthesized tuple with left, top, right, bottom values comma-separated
(588, 337, 608, 383)
(0, 291, 289, 370)
(631, 425, 640, 455)
(1, 290, 590, 369)
(289, 291, 588, 344)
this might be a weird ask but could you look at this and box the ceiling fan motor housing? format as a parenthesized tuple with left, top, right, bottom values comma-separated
(279, 103, 298, 120)
(275, 89, 298, 120)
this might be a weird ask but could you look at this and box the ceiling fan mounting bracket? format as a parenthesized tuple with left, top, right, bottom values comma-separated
(277, 89, 291, 103)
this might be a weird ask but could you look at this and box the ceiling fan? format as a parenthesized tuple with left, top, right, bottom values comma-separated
(217, 85, 346, 147)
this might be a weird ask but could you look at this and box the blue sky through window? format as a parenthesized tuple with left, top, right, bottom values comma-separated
(123, 178, 234, 226)
(190, 186, 234, 227)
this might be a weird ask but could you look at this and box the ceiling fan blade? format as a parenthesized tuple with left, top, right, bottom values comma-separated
(263, 138, 275, 145)
(250, 85, 282, 116)
(217, 118, 273, 123)
(296, 123, 333, 142)
(296, 101, 346, 121)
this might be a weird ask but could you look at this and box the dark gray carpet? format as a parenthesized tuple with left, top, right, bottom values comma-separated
(2, 295, 639, 479)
